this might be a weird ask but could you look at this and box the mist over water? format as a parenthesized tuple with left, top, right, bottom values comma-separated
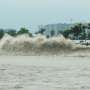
(0, 34, 90, 56)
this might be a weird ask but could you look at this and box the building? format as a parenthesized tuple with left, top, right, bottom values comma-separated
(38, 23, 73, 37)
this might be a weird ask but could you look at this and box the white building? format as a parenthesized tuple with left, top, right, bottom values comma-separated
(39, 23, 73, 37)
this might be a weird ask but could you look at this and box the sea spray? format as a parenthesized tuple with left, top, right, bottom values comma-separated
(0, 34, 90, 56)
(0, 34, 14, 50)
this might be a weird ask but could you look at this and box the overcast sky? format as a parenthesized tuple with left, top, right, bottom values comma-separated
(0, 0, 90, 32)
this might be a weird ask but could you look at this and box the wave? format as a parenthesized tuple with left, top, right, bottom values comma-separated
(0, 34, 90, 56)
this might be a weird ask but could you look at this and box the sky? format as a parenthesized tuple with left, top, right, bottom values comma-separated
(0, 0, 90, 32)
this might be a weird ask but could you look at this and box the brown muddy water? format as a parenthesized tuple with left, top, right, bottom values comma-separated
(0, 56, 90, 90)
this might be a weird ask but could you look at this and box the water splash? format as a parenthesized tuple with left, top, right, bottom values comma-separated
(0, 34, 90, 56)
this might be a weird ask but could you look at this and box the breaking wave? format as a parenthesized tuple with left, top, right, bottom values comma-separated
(0, 34, 90, 56)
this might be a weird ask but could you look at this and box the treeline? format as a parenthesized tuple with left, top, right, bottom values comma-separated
(1, 23, 90, 40)
(0, 27, 32, 39)
(62, 23, 90, 40)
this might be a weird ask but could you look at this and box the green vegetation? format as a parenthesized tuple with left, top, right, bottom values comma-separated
(6, 29, 17, 37)
(62, 23, 90, 40)
(17, 27, 32, 37)
(0, 27, 32, 39)
(35, 28, 46, 35)
(0, 29, 4, 39)
(17, 27, 29, 35)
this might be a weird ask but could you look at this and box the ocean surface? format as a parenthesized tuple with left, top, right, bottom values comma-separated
(0, 56, 90, 90)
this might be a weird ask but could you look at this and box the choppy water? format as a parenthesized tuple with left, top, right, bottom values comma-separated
(0, 56, 90, 90)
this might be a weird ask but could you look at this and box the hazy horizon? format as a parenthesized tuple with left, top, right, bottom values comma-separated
(0, 0, 90, 32)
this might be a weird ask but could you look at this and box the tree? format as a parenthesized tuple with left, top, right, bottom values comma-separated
(6, 29, 17, 37)
(79, 30, 86, 40)
(62, 30, 71, 38)
(17, 27, 32, 37)
(0, 29, 4, 39)
(17, 27, 29, 35)
(46, 35, 49, 38)
(61, 23, 84, 39)
(36, 28, 46, 35)
(72, 24, 82, 36)
(88, 23, 90, 29)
